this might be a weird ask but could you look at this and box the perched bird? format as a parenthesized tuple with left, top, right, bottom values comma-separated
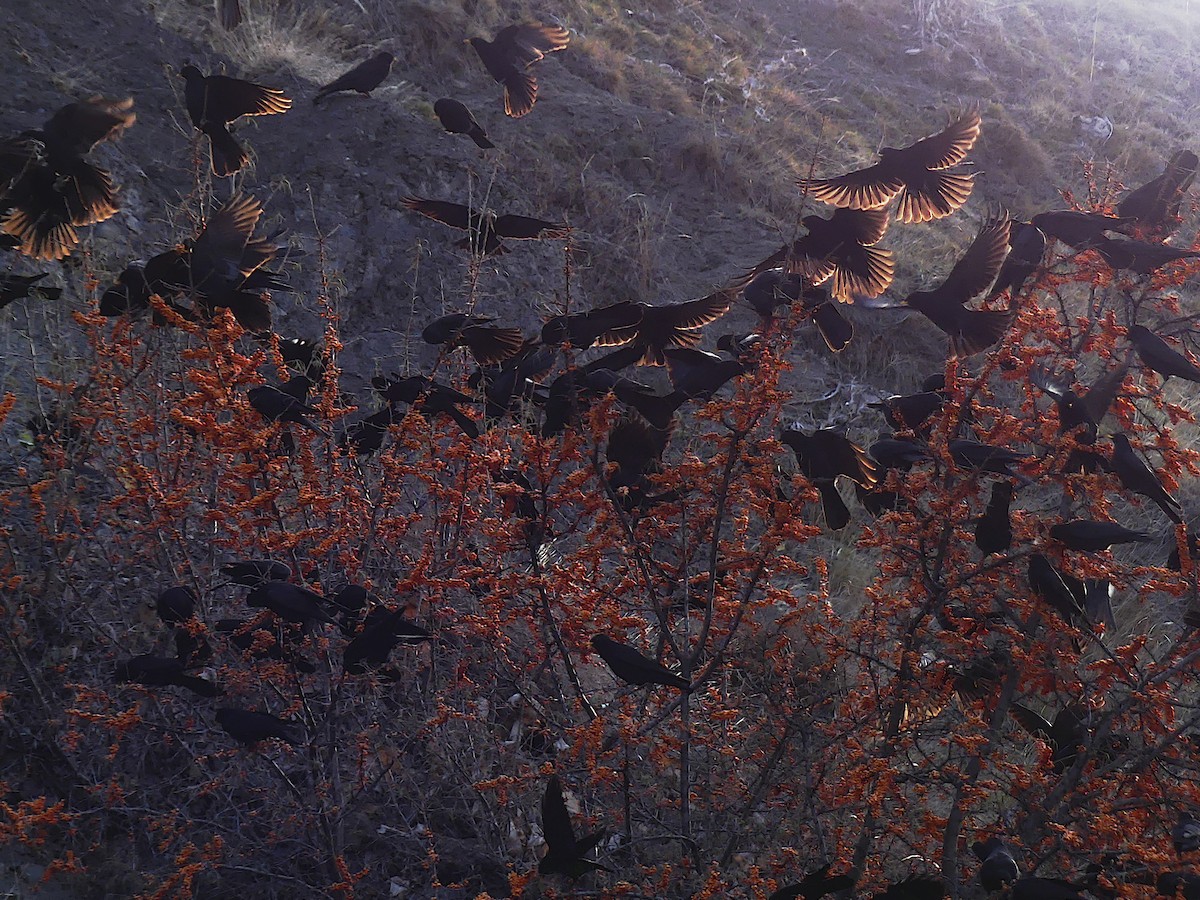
(248, 380, 324, 434)
(949, 439, 1029, 478)
(869, 436, 932, 471)
(1110, 434, 1183, 524)
(767, 865, 855, 900)
(797, 110, 981, 223)
(1009, 878, 1085, 900)
(115, 655, 221, 698)
(973, 838, 1020, 892)
(0, 272, 62, 309)
(1128, 325, 1200, 384)
(1174, 813, 1200, 855)
(974, 481, 1013, 555)
(422, 313, 524, 365)
(217, 0, 242, 30)
(1009, 702, 1089, 773)
(603, 416, 674, 504)
(1, 96, 135, 259)
(900, 213, 1013, 355)
(987, 220, 1046, 300)
(1157, 872, 1200, 900)
(215, 707, 302, 746)
(342, 407, 395, 455)
(433, 98, 494, 149)
(220, 559, 291, 586)
(373, 374, 479, 438)
(403, 197, 568, 256)
(180, 65, 291, 177)
(156, 586, 198, 625)
(591, 634, 689, 690)
(1050, 519, 1153, 552)
(1027, 554, 1086, 625)
(99, 265, 153, 316)
(663, 348, 744, 400)
(538, 774, 608, 877)
(871, 389, 947, 435)
(1031, 210, 1132, 249)
(782, 427, 879, 530)
(1117, 149, 1198, 235)
(872, 874, 946, 900)
(1092, 236, 1200, 275)
(469, 23, 570, 118)
(343, 607, 431, 674)
(246, 581, 337, 627)
(742, 208, 895, 302)
(541, 300, 643, 349)
(313, 52, 395, 103)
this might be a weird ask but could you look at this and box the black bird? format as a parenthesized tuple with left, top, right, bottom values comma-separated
(1092, 236, 1200, 275)
(248, 381, 324, 434)
(781, 427, 879, 530)
(433, 98, 494, 149)
(1010, 877, 1085, 900)
(1031, 210, 1133, 249)
(99, 265, 153, 316)
(869, 436, 932, 470)
(609, 295, 733, 366)
(469, 23, 571, 118)
(1128, 324, 1200, 384)
(115, 655, 221, 698)
(742, 208, 895, 302)
(156, 586, 197, 625)
(218, 0, 242, 29)
(871, 390, 947, 435)
(174, 625, 213, 666)
(1, 96, 135, 259)
(343, 607, 432, 674)
(603, 416, 674, 503)
(1009, 702, 1089, 773)
(403, 196, 568, 256)
(1110, 433, 1184, 524)
(246, 581, 336, 627)
(422, 313, 524, 365)
(474, 342, 557, 420)
(180, 65, 291, 177)
(0, 272, 62, 309)
(1174, 813, 1200, 855)
(216, 618, 316, 673)
(798, 110, 980, 224)
(974, 481, 1013, 554)
(313, 52, 395, 103)
(1027, 554, 1086, 625)
(220, 559, 291, 586)
(768, 865, 855, 900)
(541, 300, 643, 349)
(744, 275, 854, 351)
(1118, 149, 1198, 235)
(143, 193, 292, 332)
(987, 220, 1046, 300)
(1157, 872, 1200, 899)
(973, 838, 1020, 891)
(539, 774, 608, 877)
(743, 269, 802, 318)
(662, 348, 743, 400)
(215, 707, 301, 746)
(1050, 519, 1153, 552)
(873, 874, 946, 900)
(1084, 578, 1116, 630)
(342, 407, 395, 455)
(599, 374, 686, 431)
(373, 374, 478, 438)
(949, 439, 1029, 478)
(901, 213, 1013, 355)
(590, 634, 690, 690)
(1031, 366, 1098, 443)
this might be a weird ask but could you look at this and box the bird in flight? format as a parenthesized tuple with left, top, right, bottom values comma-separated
(469, 23, 570, 118)
(180, 65, 291, 176)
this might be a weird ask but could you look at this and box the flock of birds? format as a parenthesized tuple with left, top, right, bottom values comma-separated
(4, 10, 1200, 896)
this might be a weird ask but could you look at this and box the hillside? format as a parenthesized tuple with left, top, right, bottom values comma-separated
(2, 0, 1200, 898)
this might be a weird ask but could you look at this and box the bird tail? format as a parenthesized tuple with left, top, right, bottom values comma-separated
(503, 71, 538, 118)
(953, 307, 1014, 357)
(218, 0, 242, 29)
(178, 675, 224, 698)
(811, 302, 853, 351)
(208, 125, 248, 177)
(1, 205, 78, 261)
(817, 480, 851, 530)
(447, 406, 480, 439)
(469, 126, 495, 150)
(895, 172, 977, 224)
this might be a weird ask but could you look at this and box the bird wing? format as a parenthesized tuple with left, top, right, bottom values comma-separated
(205, 75, 292, 120)
(507, 23, 571, 65)
(798, 162, 904, 211)
(825, 243, 895, 302)
(41, 96, 135, 158)
(403, 198, 475, 231)
(841, 207, 892, 246)
(541, 775, 578, 855)
(903, 110, 982, 170)
(939, 214, 1011, 302)
(1080, 352, 1131, 425)
(660, 290, 732, 331)
(493, 213, 569, 240)
(1009, 702, 1055, 740)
